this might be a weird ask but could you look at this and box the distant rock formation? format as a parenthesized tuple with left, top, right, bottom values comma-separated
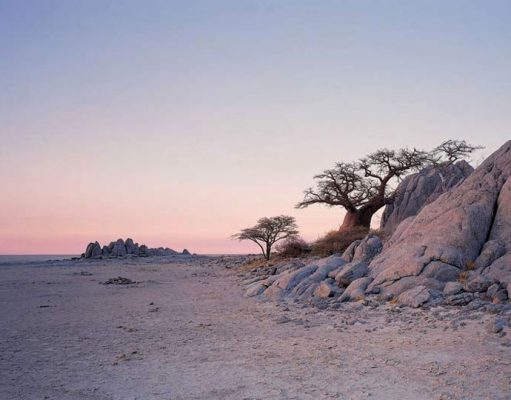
(380, 160, 473, 235)
(81, 238, 191, 259)
(85, 242, 102, 259)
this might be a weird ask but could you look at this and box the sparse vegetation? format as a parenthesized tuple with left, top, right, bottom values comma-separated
(275, 236, 311, 258)
(466, 260, 476, 271)
(232, 215, 299, 260)
(459, 271, 469, 284)
(310, 227, 369, 257)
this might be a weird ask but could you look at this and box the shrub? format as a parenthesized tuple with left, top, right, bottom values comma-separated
(311, 227, 369, 257)
(275, 237, 311, 258)
(459, 271, 469, 284)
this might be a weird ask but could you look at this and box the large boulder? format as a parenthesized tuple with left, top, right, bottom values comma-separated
(84, 242, 102, 258)
(397, 285, 432, 308)
(292, 256, 345, 297)
(314, 279, 340, 298)
(351, 235, 383, 264)
(483, 177, 511, 287)
(111, 239, 127, 257)
(125, 238, 139, 255)
(339, 277, 373, 302)
(101, 245, 111, 257)
(335, 262, 369, 287)
(368, 141, 511, 300)
(381, 160, 473, 235)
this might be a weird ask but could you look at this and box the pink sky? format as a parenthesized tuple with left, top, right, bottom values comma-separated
(1, 2, 510, 254)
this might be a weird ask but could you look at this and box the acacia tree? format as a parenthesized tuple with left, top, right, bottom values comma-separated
(296, 140, 480, 231)
(233, 215, 299, 260)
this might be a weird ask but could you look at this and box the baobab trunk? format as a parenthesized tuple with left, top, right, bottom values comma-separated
(339, 208, 375, 232)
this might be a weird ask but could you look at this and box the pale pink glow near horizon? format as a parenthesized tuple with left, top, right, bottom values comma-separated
(1, 2, 510, 255)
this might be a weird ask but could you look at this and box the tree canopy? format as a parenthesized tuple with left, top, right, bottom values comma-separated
(296, 139, 481, 230)
(233, 215, 299, 260)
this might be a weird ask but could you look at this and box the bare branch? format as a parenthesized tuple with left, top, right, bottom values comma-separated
(296, 140, 479, 229)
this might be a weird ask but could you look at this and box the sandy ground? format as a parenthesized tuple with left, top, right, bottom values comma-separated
(0, 256, 510, 400)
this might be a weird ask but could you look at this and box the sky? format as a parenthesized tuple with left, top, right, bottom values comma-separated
(1, 0, 510, 254)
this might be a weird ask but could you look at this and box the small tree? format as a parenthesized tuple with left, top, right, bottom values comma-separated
(233, 215, 299, 260)
(296, 140, 480, 231)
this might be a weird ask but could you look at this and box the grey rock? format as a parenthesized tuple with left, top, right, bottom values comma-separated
(487, 283, 501, 298)
(84, 241, 102, 258)
(125, 238, 137, 255)
(328, 266, 345, 279)
(397, 285, 431, 308)
(182, 249, 191, 255)
(483, 177, 511, 288)
(352, 235, 383, 264)
(101, 245, 111, 256)
(335, 262, 368, 287)
(381, 160, 473, 235)
(484, 254, 511, 289)
(111, 239, 127, 257)
(139, 245, 149, 256)
(474, 240, 506, 269)
(342, 240, 362, 262)
(445, 292, 474, 306)
(465, 274, 492, 293)
(443, 281, 463, 296)
(493, 289, 508, 304)
(314, 279, 338, 298)
(292, 256, 345, 296)
(421, 261, 461, 282)
(275, 265, 318, 292)
(368, 141, 511, 298)
(486, 319, 506, 334)
(339, 277, 373, 302)
(102, 276, 136, 285)
(245, 282, 267, 297)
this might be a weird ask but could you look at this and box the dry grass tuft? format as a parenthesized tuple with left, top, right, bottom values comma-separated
(238, 256, 277, 272)
(458, 271, 469, 284)
(311, 227, 369, 257)
(275, 237, 311, 258)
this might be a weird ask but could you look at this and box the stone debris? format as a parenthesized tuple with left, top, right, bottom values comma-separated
(102, 276, 137, 285)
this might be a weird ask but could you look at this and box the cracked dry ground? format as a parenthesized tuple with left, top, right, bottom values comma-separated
(1, 257, 510, 399)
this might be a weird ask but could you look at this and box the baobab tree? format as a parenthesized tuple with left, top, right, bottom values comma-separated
(233, 215, 299, 260)
(296, 140, 480, 231)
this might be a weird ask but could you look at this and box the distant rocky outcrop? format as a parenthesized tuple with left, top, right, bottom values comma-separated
(243, 141, 511, 309)
(380, 160, 473, 235)
(81, 238, 191, 259)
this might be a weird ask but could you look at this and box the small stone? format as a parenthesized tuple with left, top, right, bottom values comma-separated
(443, 282, 463, 296)
(486, 319, 505, 334)
(314, 280, 337, 298)
(492, 290, 509, 304)
(487, 283, 501, 298)
(444, 292, 474, 306)
(397, 285, 431, 308)
(465, 275, 492, 293)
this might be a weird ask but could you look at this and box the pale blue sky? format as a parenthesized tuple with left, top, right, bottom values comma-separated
(1, 1, 510, 253)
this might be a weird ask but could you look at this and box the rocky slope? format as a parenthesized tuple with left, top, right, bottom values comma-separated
(380, 160, 473, 235)
(83, 238, 191, 259)
(244, 141, 511, 309)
